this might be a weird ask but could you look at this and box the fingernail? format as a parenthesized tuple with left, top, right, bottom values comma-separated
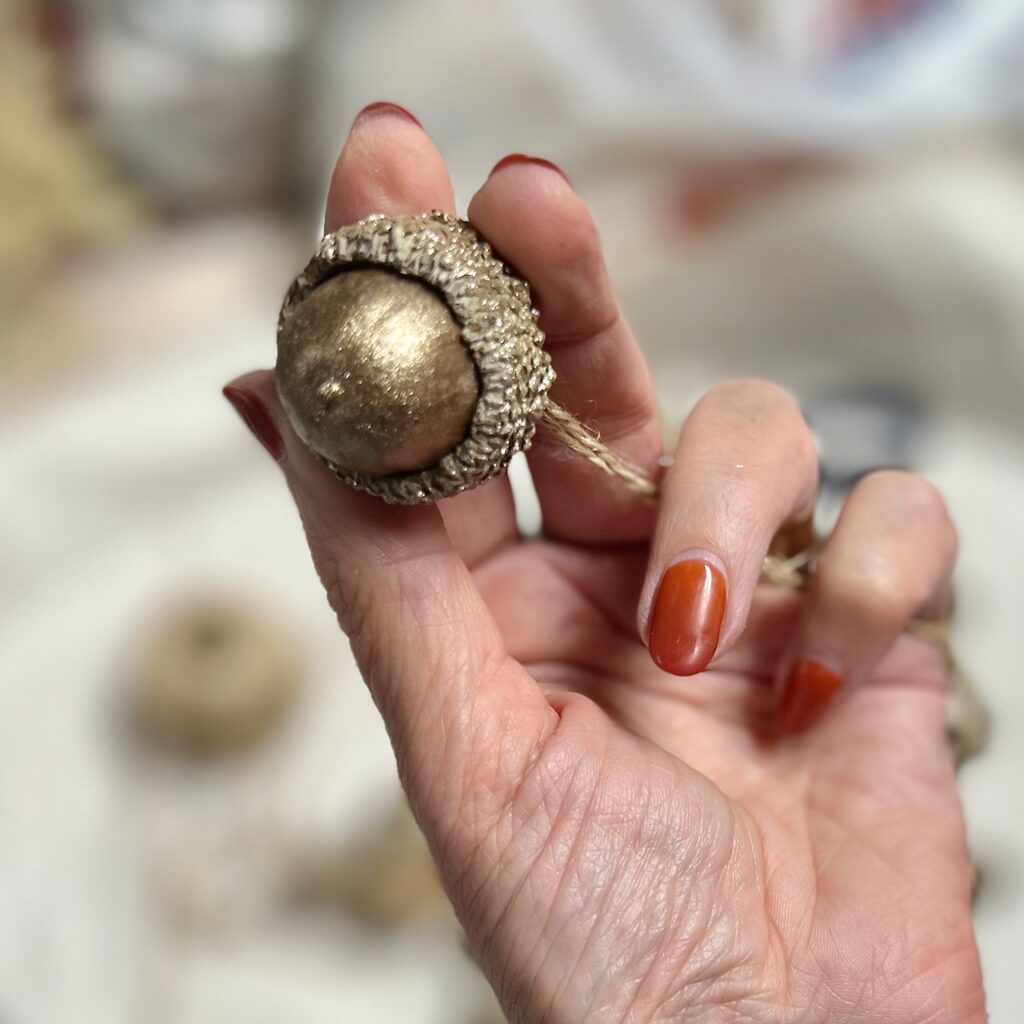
(775, 658, 842, 735)
(648, 560, 726, 676)
(489, 153, 571, 186)
(223, 386, 285, 462)
(353, 101, 422, 129)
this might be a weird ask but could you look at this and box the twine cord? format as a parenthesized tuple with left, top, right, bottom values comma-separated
(540, 400, 660, 500)
(545, 400, 829, 595)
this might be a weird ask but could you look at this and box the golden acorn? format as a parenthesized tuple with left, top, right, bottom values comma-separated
(276, 212, 553, 504)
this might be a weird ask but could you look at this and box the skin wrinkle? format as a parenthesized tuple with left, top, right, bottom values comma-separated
(552, 786, 679, 1019)
(615, 782, 750, 1019)
(449, 798, 537, 950)
(508, 781, 605, 1016)
(573, 783, 675, 1021)
(450, 669, 552, 829)
(796, 822, 971, 1022)
(616, 868, 720, 1021)
(539, 306, 623, 355)
(468, 718, 603, 971)
(540, 858, 619, 1021)
(528, 745, 613, 1021)
(560, 747, 687, 1016)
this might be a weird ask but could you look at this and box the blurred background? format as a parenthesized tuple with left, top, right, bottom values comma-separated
(2, 0, 1024, 1020)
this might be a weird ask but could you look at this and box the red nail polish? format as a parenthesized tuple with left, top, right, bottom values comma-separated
(775, 658, 842, 735)
(489, 153, 571, 186)
(353, 101, 422, 129)
(648, 560, 726, 676)
(223, 386, 285, 462)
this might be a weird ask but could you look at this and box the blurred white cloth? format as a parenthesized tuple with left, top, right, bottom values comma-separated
(519, 0, 1024, 152)
(0, 219, 480, 1024)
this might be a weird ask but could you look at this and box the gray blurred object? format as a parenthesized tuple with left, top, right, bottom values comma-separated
(806, 386, 922, 489)
(73, 0, 314, 211)
(804, 385, 923, 531)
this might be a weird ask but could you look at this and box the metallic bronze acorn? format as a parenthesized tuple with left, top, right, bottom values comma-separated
(276, 212, 554, 504)
(276, 268, 479, 477)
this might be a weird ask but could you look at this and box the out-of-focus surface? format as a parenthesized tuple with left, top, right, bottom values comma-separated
(2, 1, 1023, 1021)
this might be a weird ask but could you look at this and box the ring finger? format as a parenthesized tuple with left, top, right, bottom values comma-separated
(773, 469, 957, 734)
(467, 157, 663, 544)
(640, 379, 820, 676)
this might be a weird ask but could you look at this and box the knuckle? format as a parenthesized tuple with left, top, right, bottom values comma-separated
(815, 556, 911, 630)
(856, 470, 958, 548)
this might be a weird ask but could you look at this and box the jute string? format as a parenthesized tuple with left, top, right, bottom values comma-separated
(540, 401, 660, 500)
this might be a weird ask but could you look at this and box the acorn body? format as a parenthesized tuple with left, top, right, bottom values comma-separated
(276, 268, 479, 477)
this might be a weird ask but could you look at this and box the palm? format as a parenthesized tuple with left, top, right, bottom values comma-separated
(465, 540, 984, 1024)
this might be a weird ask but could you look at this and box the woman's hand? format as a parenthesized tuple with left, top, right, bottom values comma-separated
(225, 104, 985, 1023)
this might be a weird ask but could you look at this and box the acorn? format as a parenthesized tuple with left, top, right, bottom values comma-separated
(127, 593, 300, 755)
(276, 211, 554, 504)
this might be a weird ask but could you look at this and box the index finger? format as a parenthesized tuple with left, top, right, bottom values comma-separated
(323, 102, 517, 568)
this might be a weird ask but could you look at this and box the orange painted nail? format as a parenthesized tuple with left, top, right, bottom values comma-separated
(775, 658, 842, 735)
(223, 386, 284, 462)
(353, 101, 422, 129)
(489, 153, 571, 186)
(648, 560, 726, 676)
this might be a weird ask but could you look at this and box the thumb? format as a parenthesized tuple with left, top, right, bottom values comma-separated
(223, 370, 556, 839)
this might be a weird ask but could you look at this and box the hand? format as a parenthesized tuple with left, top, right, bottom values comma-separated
(224, 104, 985, 1023)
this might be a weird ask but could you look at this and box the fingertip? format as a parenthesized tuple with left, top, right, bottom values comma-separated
(325, 102, 455, 230)
(774, 656, 843, 735)
(222, 370, 285, 462)
(645, 557, 728, 677)
(470, 152, 594, 243)
(223, 371, 450, 574)
(352, 100, 422, 130)
(224, 368, 278, 405)
(222, 368, 316, 474)
(489, 152, 572, 187)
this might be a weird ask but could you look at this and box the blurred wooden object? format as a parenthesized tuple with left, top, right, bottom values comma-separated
(0, 0, 140, 311)
(128, 592, 301, 755)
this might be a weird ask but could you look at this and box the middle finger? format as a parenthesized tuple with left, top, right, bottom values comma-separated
(640, 379, 819, 676)
(468, 156, 663, 545)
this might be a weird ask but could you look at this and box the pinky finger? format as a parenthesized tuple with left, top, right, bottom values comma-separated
(775, 470, 957, 735)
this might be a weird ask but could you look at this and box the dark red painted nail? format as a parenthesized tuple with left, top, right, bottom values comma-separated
(223, 386, 284, 462)
(648, 560, 727, 676)
(775, 658, 842, 735)
(353, 101, 422, 129)
(489, 153, 571, 186)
